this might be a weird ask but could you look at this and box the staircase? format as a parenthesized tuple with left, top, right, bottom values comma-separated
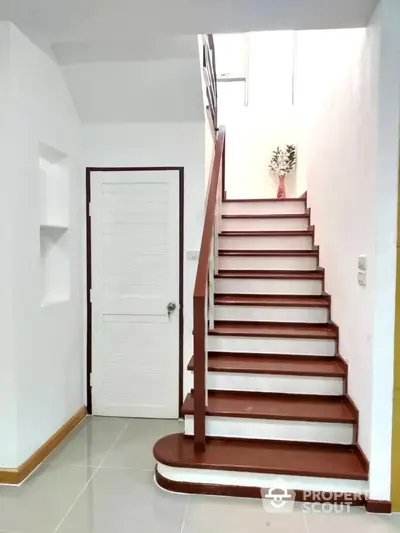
(153, 128, 369, 505)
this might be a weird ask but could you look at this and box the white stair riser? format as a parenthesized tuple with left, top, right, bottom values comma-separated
(184, 416, 353, 445)
(221, 217, 309, 232)
(220, 235, 313, 251)
(156, 464, 369, 494)
(215, 305, 329, 324)
(215, 277, 322, 296)
(208, 335, 336, 356)
(222, 201, 306, 216)
(219, 255, 318, 271)
(188, 371, 343, 395)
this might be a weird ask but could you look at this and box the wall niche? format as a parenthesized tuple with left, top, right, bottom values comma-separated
(39, 142, 70, 306)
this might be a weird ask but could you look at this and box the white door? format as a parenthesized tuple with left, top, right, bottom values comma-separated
(90, 170, 180, 418)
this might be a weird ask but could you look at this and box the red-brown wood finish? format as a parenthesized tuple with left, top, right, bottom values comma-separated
(193, 127, 226, 451)
(365, 500, 392, 513)
(188, 352, 346, 378)
(219, 249, 319, 256)
(216, 270, 323, 279)
(162, 184, 372, 497)
(214, 294, 330, 307)
(222, 213, 310, 219)
(208, 321, 338, 339)
(182, 390, 357, 424)
(154, 434, 368, 480)
(220, 229, 314, 237)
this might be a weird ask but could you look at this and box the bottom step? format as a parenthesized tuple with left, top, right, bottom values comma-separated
(154, 433, 368, 503)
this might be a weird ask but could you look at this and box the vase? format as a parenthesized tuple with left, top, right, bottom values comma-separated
(277, 174, 286, 199)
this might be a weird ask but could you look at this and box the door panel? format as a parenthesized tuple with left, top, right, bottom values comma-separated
(90, 170, 180, 418)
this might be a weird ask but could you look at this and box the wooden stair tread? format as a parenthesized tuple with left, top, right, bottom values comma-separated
(223, 198, 306, 203)
(182, 391, 356, 423)
(220, 230, 313, 237)
(222, 214, 309, 219)
(219, 250, 318, 256)
(154, 434, 368, 480)
(216, 270, 323, 279)
(187, 353, 346, 377)
(209, 321, 337, 339)
(214, 294, 329, 307)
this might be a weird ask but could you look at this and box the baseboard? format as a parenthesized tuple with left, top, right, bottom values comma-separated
(0, 406, 87, 485)
(355, 443, 370, 474)
(365, 499, 392, 514)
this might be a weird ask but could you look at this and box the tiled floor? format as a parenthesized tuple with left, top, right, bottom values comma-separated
(1, 417, 400, 533)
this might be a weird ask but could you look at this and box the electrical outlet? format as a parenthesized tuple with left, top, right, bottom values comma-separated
(358, 271, 367, 286)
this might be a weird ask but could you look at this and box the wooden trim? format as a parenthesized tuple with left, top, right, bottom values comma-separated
(86, 167, 185, 417)
(85, 169, 92, 414)
(336, 353, 349, 374)
(344, 392, 359, 443)
(224, 198, 306, 203)
(182, 390, 356, 424)
(155, 470, 365, 505)
(299, 191, 307, 199)
(219, 250, 319, 256)
(215, 271, 324, 279)
(178, 168, 184, 415)
(194, 127, 226, 451)
(0, 407, 86, 485)
(154, 434, 368, 480)
(187, 354, 347, 378)
(355, 444, 370, 474)
(219, 230, 314, 237)
(365, 500, 392, 513)
(222, 214, 310, 219)
(214, 295, 330, 308)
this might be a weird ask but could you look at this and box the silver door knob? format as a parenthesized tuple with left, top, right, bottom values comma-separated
(167, 302, 176, 318)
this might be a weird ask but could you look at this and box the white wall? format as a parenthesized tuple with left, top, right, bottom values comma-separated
(0, 23, 84, 467)
(218, 32, 298, 199)
(83, 122, 205, 396)
(0, 22, 18, 468)
(296, 0, 400, 500)
(62, 57, 204, 124)
(368, 0, 400, 502)
(296, 25, 378, 459)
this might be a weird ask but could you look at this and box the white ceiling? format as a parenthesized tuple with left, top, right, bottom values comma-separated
(0, 0, 379, 64)
(0, 0, 379, 124)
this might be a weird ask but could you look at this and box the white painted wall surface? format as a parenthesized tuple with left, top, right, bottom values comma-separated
(296, 0, 400, 500)
(296, 25, 378, 461)
(0, 22, 18, 468)
(368, 0, 400, 502)
(218, 32, 298, 199)
(83, 122, 205, 398)
(1, 23, 84, 467)
(62, 56, 204, 124)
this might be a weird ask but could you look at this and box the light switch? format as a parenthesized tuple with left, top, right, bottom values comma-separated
(186, 250, 199, 260)
(358, 255, 367, 271)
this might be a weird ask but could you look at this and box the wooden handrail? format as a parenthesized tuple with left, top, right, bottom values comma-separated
(193, 126, 226, 452)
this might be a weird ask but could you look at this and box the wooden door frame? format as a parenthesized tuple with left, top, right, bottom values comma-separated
(85, 166, 185, 417)
(392, 149, 400, 511)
